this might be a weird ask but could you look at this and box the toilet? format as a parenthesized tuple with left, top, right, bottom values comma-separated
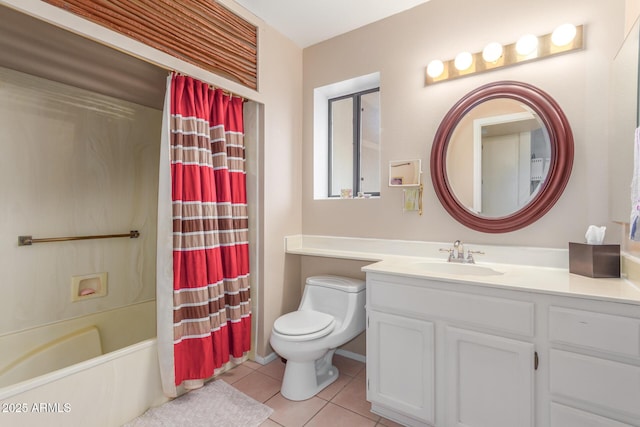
(269, 275, 366, 401)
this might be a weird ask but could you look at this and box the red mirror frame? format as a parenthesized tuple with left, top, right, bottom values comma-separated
(430, 81, 574, 233)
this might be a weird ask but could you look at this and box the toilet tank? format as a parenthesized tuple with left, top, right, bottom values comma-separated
(299, 275, 365, 321)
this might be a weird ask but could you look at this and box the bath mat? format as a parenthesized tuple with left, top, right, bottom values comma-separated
(123, 380, 273, 427)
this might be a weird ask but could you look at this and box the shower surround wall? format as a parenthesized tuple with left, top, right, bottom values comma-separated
(0, 66, 160, 356)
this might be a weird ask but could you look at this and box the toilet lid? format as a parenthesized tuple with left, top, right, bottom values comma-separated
(273, 310, 335, 337)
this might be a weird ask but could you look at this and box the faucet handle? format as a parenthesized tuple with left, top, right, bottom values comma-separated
(466, 250, 484, 263)
(439, 247, 454, 261)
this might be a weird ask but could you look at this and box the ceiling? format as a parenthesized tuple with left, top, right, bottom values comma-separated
(233, 0, 432, 48)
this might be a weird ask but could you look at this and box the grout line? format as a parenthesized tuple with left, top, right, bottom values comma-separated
(301, 397, 330, 426)
(244, 357, 375, 426)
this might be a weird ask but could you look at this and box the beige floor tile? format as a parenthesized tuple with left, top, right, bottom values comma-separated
(218, 364, 254, 384)
(244, 359, 263, 370)
(232, 371, 281, 403)
(265, 393, 327, 427)
(331, 374, 378, 421)
(333, 354, 365, 377)
(377, 416, 405, 427)
(306, 403, 377, 427)
(259, 419, 282, 426)
(357, 365, 367, 379)
(258, 358, 287, 381)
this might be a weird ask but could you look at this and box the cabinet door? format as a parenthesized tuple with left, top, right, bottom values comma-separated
(367, 310, 435, 425)
(550, 402, 634, 427)
(446, 327, 534, 427)
(550, 349, 640, 419)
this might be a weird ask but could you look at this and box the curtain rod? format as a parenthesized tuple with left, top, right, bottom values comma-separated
(171, 71, 247, 102)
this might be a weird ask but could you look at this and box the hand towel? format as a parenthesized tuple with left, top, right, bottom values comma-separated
(630, 127, 640, 240)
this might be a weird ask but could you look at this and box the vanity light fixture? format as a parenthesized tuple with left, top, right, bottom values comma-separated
(515, 34, 539, 56)
(551, 23, 578, 47)
(454, 51, 473, 71)
(426, 24, 583, 85)
(482, 42, 503, 63)
(427, 59, 445, 78)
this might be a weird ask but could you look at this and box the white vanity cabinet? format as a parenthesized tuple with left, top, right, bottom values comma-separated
(548, 307, 640, 427)
(367, 311, 435, 425)
(366, 273, 536, 427)
(445, 327, 534, 427)
(365, 271, 640, 427)
(285, 234, 640, 426)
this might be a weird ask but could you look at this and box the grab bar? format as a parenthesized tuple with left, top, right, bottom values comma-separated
(18, 230, 140, 246)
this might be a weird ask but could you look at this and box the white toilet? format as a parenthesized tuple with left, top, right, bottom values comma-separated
(269, 275, 366, 401)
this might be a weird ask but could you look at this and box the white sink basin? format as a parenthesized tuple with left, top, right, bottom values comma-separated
(413, 262, 503, 276)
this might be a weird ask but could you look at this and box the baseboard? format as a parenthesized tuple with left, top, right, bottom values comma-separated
(251, 351, 278, 365)
(253, 349, 366, 365)
(335, 349, 366, 363)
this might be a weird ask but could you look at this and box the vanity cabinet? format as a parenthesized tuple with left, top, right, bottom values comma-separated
(367, 311, 435, 425)
(548, 307, 640, 427)
(365, 271, 640, 427)
(366, 273, 536, 427)
(445, 327, 534, 427)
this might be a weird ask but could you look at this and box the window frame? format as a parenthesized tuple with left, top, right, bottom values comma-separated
(327, 87, 380, 198)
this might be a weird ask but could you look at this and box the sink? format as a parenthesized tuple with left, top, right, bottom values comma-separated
(413, 262, 503, 276)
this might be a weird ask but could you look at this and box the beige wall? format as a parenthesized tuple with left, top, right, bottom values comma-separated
(254, 24, 303, 357)
(303, 0, 625, 250)
(627, 0, 640, 32)
(301, 0, 626, 357)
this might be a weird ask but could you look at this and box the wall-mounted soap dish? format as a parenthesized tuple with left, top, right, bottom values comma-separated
(71, 273, 107, 302)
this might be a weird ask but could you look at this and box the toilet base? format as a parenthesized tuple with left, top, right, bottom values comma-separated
(280, 350, 339, 401)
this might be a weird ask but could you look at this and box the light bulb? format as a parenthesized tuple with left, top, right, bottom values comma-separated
(482, 42, 503, 63)
(516, 34, 538, 56)
(427, 59, 445, 78)
(552, 23, 577, 46)
(454, 52, 473, 71)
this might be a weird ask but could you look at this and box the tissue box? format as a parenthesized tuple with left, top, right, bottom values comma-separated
(568, 243, 620, 278)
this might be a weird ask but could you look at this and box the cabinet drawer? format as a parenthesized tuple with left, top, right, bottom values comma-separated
(550, 349, 640, 419)
(368, 279, 534, 337)
(549, 307, 640, 358)
(550, 402, 633, 427)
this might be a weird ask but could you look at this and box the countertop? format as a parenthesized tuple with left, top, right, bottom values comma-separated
(362, 256, 640, 305)
(286, 235, 640, 305)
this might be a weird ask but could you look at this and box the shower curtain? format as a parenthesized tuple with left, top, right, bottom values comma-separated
(157, 73, 251, 397)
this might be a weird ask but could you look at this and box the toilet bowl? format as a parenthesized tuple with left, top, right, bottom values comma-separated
(269, 275, 366, 401)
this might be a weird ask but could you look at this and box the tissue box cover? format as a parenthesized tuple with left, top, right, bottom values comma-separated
(569, 243, 620, 278)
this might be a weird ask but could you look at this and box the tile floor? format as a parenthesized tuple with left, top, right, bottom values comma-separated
(218, 355, 402, 427)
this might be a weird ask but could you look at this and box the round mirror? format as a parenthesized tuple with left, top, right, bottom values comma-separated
(431, 81, 573, 233)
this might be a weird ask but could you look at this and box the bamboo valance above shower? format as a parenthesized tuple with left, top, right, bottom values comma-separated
(42, 0, 258, 90)
(18, 230, 140, 246)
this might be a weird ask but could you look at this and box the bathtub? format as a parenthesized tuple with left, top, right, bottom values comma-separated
(0, 301, 167, 427)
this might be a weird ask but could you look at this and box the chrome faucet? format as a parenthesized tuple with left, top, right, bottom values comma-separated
(453, 240, 464, 261)
(440, 240, 484, 264)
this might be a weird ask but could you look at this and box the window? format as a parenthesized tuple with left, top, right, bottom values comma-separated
(328, 88, 380, 197)
(313, 72, 380, 200)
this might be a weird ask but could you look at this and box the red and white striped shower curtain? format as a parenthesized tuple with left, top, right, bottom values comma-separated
(157, 73, 251, 395)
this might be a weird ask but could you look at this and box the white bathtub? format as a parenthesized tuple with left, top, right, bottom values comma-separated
(0, 301, 166, 427)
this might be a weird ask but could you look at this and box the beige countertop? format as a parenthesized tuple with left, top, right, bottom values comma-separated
(286, 235, 640, 305)
(362, 256, 640, 305)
